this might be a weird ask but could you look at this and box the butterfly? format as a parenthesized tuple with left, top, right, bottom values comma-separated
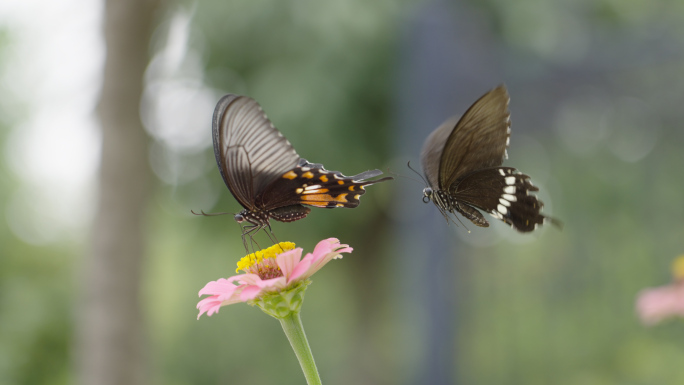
(206, 94, 392, 249)
(419, 85, 561, 232)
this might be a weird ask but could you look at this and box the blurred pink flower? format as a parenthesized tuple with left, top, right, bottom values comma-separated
(197, 238, 352, 319)
(636, 255, 684, 326)
(636, 282, 684, 325)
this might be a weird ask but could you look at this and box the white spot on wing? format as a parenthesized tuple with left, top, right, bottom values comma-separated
(499, 198, 511, 207)
(502, 193, 517, 202)
(499, 169, 505, 176)
(505, 176, 516, 185)
(497, 204, 507, 214)
(490, 211, 503, 219)
(504, 186, 516, 194)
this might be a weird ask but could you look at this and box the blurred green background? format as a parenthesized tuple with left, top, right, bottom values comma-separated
(2, 0, 684, 384)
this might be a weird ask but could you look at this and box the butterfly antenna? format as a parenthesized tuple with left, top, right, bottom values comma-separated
(386, 166, 424, 186)
(406, 161, 429, 186)
(191, 210, 231, 217)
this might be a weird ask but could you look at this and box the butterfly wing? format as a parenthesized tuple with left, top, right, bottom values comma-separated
(430, 85, 511, 190)
(452, 167, 559, 232)
(420, 115, 460, 190)
(212, 94, 301, 210)
(257, 160, 392, 222)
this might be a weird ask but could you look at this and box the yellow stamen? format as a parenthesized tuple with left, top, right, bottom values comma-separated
(672, 255, 684, 280)
(236, 242, 296, 273)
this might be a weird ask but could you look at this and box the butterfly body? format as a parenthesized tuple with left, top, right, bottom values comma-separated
(420, 85, 560, 232)
(211, 94, 391, 247)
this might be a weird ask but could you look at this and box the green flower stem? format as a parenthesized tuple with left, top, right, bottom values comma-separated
(279, 312, 322, 385)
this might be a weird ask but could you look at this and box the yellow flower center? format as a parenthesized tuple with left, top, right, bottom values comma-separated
(672, 255, 684, 280)
(235, 242, 296, 278)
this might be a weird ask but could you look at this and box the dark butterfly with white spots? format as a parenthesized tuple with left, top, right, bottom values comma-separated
(205, 94, 392, 249)
(420, 85, 561, 232)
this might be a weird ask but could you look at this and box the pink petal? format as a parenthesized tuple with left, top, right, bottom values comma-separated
(239, 285, 263, 301)
(312, 238, 339, 257)
(293, 238, 353, 281)
(198, 276, 242, 297)
(276, 248, 303, 280)
(636, 283, 684, 325)
(196, 295, 242, 320)
(235, 273, 288, 300)
(238, 276, 289, 301)
(235, 273, 264, 286)
(288, 256, 313, 283)
(256, 276, 288, 292)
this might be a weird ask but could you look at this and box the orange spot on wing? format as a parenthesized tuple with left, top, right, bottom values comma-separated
(337, 180, 344, 185)
(348, 186, 355, 191)
(302, 171, 314, 179)
(300, 193, 348, 205)
(283, 171, 297, 180)
(319, 175, 328, 182)
(300, 194, 331, 207)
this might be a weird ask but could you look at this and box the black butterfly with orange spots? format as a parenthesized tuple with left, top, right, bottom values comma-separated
(208, 94, 392, 249)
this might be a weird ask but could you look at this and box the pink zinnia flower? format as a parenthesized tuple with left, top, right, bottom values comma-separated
(636, 255, 684, 325)
(197, 238, 352, 319)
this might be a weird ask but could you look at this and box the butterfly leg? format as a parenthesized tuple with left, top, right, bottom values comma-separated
(240, 221, 265, 254)
(262, 225, 284, 252)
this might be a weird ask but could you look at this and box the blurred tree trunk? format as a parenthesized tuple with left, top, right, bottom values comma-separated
(76, 0, 160, 384)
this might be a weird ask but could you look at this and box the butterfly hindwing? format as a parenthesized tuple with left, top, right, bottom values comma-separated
(259, 160, 391, 219)
(452, 167, 551, 231)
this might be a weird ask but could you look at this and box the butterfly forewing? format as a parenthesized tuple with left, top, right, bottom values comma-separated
(438, 85, 510, 190)
(213, 94, 300, 210)
(420, 115, 460, 190)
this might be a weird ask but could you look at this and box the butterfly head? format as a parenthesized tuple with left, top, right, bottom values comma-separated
(234, 213, 245, 223)
(422, 187, 433, 204)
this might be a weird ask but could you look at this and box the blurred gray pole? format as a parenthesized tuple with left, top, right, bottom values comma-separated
(394, 1, 501, 384)
(76, 0, 160, 384)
